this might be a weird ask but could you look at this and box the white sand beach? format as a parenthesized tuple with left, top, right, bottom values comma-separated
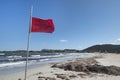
(0, 53, 120, 80)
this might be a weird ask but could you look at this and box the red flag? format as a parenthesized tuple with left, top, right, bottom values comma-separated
(31, 17, 55, 33)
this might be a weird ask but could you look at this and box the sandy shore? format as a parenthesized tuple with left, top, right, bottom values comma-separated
(0, 53, 120, 80)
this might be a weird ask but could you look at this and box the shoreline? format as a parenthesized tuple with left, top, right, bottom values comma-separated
(0, 53, 94, 75)
(0, 53, 120, 80)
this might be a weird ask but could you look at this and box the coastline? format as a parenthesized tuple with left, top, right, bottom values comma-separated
(0, 53, 120, 80)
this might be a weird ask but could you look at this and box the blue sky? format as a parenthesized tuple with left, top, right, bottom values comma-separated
(0, 0, 120, 51)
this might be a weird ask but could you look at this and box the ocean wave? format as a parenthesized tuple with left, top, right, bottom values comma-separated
(0, 53, 95, 68)
(0, 61, 24, 68)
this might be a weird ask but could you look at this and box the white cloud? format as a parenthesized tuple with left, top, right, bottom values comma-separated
(116, 38, 120, 42)
(60, 39, 68, 42)
(115, 38, 120, 44)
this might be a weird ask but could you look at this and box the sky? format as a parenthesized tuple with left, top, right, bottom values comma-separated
(0, 0, 120, 51)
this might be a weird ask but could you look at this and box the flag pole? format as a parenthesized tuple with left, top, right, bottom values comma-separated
(24, 6, 33, 80)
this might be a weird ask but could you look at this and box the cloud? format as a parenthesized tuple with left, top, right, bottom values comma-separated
(115, 38, 120, 43)
(117, 38, 120, 42)
(60, 39, 68, 42)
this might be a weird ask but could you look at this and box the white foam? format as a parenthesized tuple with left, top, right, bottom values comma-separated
(40, 54, 64, 58)
(39, 59, 49, 62)
(30, 55, 41, 58)
(0, 62, 24, 68)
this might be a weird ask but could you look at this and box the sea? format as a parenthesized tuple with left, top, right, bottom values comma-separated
(0, 53, 95, 75)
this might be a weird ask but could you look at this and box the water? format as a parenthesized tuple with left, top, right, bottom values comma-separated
(0, 53, 94, 75)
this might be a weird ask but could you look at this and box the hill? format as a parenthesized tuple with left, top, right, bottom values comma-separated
(82, 44, 120, 53)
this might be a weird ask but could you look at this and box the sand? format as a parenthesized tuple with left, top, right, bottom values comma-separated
(0, 53, 120, 80)
(96, 53, 120, 66)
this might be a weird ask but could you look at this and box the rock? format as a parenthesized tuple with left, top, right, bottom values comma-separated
(38, 76, 45, 80)
(38, 78, 44, 80)
(38, 76, 56, 80)
(45, 77, 56, 80)
(18, 78, 22, 80)
(69, 74, 77, 78)
(56, 74, 70, 80)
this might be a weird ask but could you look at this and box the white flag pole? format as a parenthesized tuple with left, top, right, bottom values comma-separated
(24, 6, 33, 80)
